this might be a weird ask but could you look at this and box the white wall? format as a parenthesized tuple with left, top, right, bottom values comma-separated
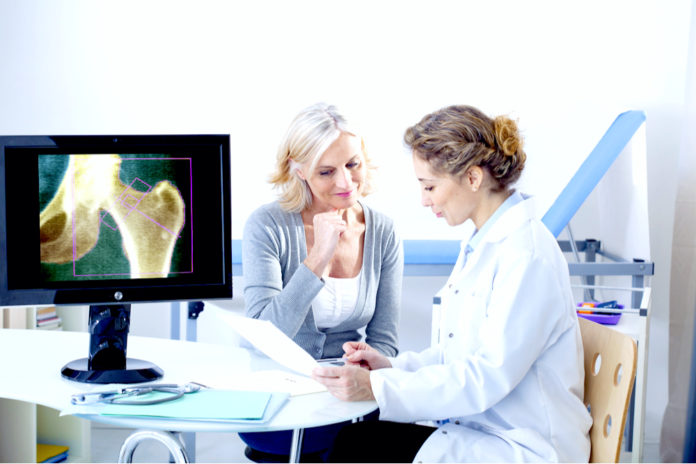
(0, 1, 690, 237)
(2, 0, 694, 454)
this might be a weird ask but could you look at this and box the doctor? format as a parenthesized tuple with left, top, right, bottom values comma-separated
(312, 104, 592, 463)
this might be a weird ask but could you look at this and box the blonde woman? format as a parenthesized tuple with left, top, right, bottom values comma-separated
(240, 103, 401, 461)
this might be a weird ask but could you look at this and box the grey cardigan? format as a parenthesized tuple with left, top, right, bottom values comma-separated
(242, 200, 402, 359)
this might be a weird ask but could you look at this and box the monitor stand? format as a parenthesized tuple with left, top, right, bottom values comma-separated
(61, 304, 164, 384)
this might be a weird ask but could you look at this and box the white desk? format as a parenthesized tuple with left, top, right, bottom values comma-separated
(0, 329, 377, 463)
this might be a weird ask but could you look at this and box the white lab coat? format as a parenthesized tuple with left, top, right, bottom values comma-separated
(371, 197, 592, 463)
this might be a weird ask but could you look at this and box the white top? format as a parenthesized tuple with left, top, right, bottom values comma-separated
(312, 271, 362, 329)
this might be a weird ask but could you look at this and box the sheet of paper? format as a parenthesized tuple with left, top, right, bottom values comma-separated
(214, 310, 320, 376)
(213, 369, 327, 396)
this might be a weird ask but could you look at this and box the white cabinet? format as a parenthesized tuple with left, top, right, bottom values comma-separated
(0, 306, 91, 463)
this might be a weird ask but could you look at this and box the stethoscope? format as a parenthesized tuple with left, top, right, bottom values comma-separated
(70, 382, 204, 406)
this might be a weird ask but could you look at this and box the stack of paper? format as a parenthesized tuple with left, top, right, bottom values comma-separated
(35, 306, 62, 330)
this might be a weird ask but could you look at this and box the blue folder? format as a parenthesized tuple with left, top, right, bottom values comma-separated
(101, 389, 289, 424)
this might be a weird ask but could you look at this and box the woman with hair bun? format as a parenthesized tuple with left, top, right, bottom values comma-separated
(313, 105, 591, 463)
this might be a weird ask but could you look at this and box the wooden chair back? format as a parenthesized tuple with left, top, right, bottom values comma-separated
(578, 317, 637, 463)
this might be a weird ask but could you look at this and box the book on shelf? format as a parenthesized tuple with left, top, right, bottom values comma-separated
(36, 306, 56, 320)
(36, 306, 62, 330)
(37, 318, 62, 329)
(36, 443, 69, 463)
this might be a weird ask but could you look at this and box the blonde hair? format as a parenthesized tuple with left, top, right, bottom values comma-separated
(404, 105, 526, 191)
(269, 103, 376, 212)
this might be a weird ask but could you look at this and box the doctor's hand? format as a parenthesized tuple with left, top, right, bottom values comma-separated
(312, 364, 375, 402)
(342, 341, 392, 370)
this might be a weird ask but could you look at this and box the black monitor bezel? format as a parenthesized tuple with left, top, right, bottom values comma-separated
(0, 134, 232, 307)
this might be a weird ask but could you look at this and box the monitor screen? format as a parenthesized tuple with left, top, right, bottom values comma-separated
(0, 135, 232, 383)
(0, 134, 232, 306)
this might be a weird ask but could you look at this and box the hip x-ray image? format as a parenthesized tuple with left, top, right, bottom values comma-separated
(39, 153, 192, 281)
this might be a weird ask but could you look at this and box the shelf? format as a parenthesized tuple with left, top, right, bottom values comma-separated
(0, 305, 91, 462)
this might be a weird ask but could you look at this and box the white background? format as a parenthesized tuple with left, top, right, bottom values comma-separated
(2, 0, 694, 455)
(0, 1, 690, 240)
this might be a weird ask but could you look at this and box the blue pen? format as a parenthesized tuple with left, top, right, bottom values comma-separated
(595, 300, 620, 315)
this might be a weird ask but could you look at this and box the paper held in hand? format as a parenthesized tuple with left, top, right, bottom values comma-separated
(215, 311, 320, 377)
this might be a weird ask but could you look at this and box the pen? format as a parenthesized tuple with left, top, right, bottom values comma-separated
(576, 300, 623, 315)
(318, 357, 346, 366)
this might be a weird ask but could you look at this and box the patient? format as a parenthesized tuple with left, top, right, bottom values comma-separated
(239, 102, 402, 461)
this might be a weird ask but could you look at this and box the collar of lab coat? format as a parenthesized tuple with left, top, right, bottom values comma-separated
(466, 190, 525, 252)
(460, 193, 537, 248)
(449, 194, 538, 283)
(477, 193, 537, 244)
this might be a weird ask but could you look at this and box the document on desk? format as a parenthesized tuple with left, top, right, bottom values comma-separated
(216, 311, 320, 377)
(98, 390, 289, 423)
(224, 369, 327, 396)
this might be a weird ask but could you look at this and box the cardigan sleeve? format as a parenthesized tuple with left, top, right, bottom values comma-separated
(242, 205, 324, 339)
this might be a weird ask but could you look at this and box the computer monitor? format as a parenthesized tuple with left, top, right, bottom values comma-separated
(0, 134, 232, 383)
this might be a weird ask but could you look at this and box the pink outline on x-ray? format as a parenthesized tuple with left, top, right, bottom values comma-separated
(99, 177, 182, 239)
(70, 156, 193, 278)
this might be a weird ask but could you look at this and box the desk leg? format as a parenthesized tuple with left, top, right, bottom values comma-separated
(182, 432, 196, 463)
(118, 429, 189, 463)
(288, 428, 304, 463)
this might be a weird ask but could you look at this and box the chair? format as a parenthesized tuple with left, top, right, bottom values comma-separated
(578, 317, 637, 463)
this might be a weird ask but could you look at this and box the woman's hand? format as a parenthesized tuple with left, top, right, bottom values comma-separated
(312, 364, 375, 401)
(304, 209, 346, 277)
(343, 341, 392, 370)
